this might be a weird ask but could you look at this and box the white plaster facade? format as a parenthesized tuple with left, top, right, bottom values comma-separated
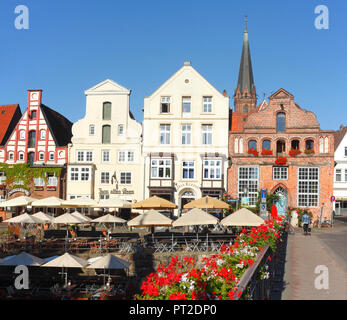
(67, 79, 143, 205)
(333, 129, 347, 215)
(143, 62, 230, 216)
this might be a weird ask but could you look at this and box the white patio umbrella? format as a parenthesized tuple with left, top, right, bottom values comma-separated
(61, 197, 98, 208)
(31, 196, 65, 207)
(52, 213, 85, 225)
(172, 208, 220, 227)
(94, 198, 131, 209)
(32, 211, 54, 223)
(4, 213, 43, 224)
(42, 252, 88, 286)
(0, 196, 38, 208)
(91, 214, 126, 224)
(0, 252, 45, 266)
(70, 210, 92, 222)
(220, 207, 265, 227)
(127, 209, 173, 228)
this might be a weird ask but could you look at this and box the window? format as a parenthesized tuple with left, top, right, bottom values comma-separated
(345, 169, 347, 182)
(248, 140, 257, 150)
(102, 150, 110, 163)
(102, 125, 111, 144)
(160, 124, 170, 145)
(160, 97, 171, 113)
(291, 140, 300, 150)
(70, 168, 79, 181)
(276, 140, 286, 154)
(8, 152, 14, 161)
(182, 161, 194, 179)
(18, 152, 24, 161)
(47, 173, 58, 186)
(234, 138, 239, 154)
(76, 151, 93, 163)
(181, 124, 191, 145)
(182, 97, 191, 113)
(202, 125, 212, 145)
(120, 172, 132, 184)
(238, 167, 259, 207)
(103, 102, 112, 120)
(203, 97, 212, 113)
(262, 140, 271, 150)
(81, 168, 90, 181)
(118, 124, 124, 136)
(345, 147, 347, 157)
(39, 152, 44, 161)
(49, 152, 55, 161)
(151, 159, 171, 178)
(243, 104, 249, 113)
(20, 131, 25, 140)
(118, 150, 134, 162)
(305, 140, 314, 151)
(30, 110, 37, 119)
(203, 160, 221, 180)
(89, 125, 95, 136)
(273, 166, 288, 180)
(298, 167, 319, 207)
(276, 112, 285, 132)
(27, 152, 35, 166)
(336, 169, 342, 182)
(34, 177, 45, 187)
(40, 130, 46, 140)
(324, 137, 329, 153)
(101, 172, 110, 184)
(28, 131, 36, 148)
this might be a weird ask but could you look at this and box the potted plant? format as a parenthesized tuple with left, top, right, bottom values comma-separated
(289, 148, 301, 157)
(248, 148, 259, 157)
(261, 148, 273, 156)
(275, 157, 287, 166)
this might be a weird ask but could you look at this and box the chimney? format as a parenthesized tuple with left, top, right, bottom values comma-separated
(223, 90, 227, 97)
(184, 61, 191, 66)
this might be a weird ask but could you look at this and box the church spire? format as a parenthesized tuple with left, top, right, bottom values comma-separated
(234, 18, 257, 114)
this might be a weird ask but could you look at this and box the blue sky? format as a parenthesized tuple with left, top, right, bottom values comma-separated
(0, 0, 346, 130)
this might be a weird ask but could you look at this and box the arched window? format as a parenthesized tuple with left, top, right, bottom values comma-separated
(262, 140, 271, 150)
(291, 139, 300, 150)
(234, 138, 239, 153)
(277, 140, 286, 154)
(18, 152, 24, 161)
(239, 138, 243, 153)
(39, 152, 45, 161)
(102, 125, 111, 144)
(248, 140, 257, 150)
(276, 112, 286, 132)
(40, 130, 46, 140)
(28, 130, 36, 148)
(8, 152, 14, 161)
(243, 104, 249, 113)
(19, 131, 25, 140)
(103, 102, 112, 120)
(305, 139, 314, 151)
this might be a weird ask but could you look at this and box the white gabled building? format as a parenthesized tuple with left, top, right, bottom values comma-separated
(143, 61, 230, 217)
(333, 125, 347, 215)
(67, 79, 143, 214)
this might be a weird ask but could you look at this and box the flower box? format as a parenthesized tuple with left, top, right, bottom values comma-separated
(248, 148, 259, 157)
(275, 157, 287, 166)
(34, 186, 44, 191)
(47, 186, 57, 191)
(289, 148, 301, 157)
(261, 149, 273, 156)
(304, 149, 315, 155)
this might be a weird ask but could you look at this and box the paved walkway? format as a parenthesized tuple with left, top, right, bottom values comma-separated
(273, 220, 347, 300)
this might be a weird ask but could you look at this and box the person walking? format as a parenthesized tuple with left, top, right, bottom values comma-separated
(302, 212, 311, 236)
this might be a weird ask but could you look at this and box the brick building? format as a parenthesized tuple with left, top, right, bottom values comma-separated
(228, 26, 335, 221)
(0, 90, 72, 215)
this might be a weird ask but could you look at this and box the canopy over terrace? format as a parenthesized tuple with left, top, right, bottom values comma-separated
(91, 214, 126, 224)
(131, 196, 177, 210)
(52, 213, 86, 225)
(31, 196, 65, 208)
(61, 197, 98, 208)
(4, 213, 43, 224)
(87, 253, 130, 270)
(172, 208, 219, 227)
(0, 252, 45, 266)
(220, 208, 265, 227)
(42, 252, 88, 268)
(127, 210, 173, 228)
(183, 196, 229, 209)
(32, 211, 54, 223)
(0, 196, 38, 208)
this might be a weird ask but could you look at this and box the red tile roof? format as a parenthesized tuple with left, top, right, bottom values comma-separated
(0, 104, 21, 145)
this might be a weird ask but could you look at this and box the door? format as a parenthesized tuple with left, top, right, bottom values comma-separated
(274, 187, 287, 216)
(335, 201, 341, 216)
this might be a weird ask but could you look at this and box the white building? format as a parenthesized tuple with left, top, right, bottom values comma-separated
(143, 61, 230, 217)
(67, 79, 143, 212)
(333, 125, 347, 215)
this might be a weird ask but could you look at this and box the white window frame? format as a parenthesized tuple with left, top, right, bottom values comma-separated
(118, 124, 124, 136)
(8, 152, 14, 160)
(89, 125, 95, 136)
(238, 166, 259, 207)
(181, 124, 191, 145)
(203, 96, 212, 113)
(118, 150, 135, 163)
(100, 171, 111, 184)
(40, 130, 46, 140)
(19, 131, 25, 140)
(49, 152, 55, 161)
(182, 97, 191, 114)
(160, 124, 170, 145)
(335, 169, 342, 182)
(297, 167, 319, 208)
(151, 159, 171, 179)
(69, 166, 91, 182)
(18, 152, 25, 161)
(203, 159, 222, 180)
(273, 166, 288, 180)
(120, 171, 132, 185)
(202, 124, 212, 145)
(182, 161, 194, 180)
(76, 150, 93, 163)
(160, 96, 171, 113)
(39, 152, 44, 161)
(102, 150, 110, 163)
